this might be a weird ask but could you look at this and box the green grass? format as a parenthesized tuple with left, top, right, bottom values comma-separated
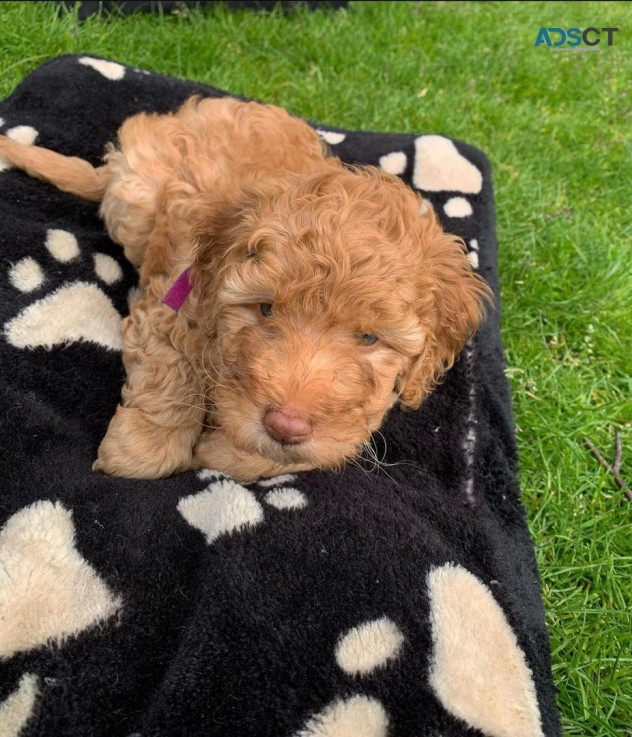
(1, 1, 630, 733)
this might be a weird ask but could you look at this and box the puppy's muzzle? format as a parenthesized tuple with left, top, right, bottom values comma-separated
(263, 407, 312, 445)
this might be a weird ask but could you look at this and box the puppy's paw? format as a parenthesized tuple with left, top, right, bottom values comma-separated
(193, 431, 313, 483)
(94, 405, 200, 479)
(192, 431, 259, 483)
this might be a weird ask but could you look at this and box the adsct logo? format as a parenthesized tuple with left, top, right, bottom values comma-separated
(535, 27, 619, 49)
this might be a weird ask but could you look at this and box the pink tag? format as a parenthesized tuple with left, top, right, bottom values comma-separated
(162, 267, 193, 311)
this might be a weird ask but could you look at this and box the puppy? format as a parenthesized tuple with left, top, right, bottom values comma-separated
(0, 97, 491, 482)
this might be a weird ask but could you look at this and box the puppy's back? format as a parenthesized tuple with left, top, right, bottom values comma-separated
(102, 97, 330, 266)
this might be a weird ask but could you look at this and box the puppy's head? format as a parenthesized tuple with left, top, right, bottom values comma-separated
(190, 165, 491, 470)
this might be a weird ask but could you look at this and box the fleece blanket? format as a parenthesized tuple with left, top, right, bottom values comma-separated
(0, 56, 560, 737)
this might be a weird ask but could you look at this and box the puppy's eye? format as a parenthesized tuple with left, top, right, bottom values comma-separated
(355, 332, 379, 347)
(260, 303, 273, 317)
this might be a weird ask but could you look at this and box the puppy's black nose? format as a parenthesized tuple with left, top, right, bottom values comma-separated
(263, 407, 312, 445)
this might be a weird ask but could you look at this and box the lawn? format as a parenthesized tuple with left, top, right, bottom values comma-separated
(1, 1, 630, 734)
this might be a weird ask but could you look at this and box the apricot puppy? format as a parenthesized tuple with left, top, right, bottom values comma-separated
(0, 97, 490, 482)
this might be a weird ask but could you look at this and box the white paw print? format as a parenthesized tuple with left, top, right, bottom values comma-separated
(413, 135, 483, 194)
(426, 564, 544, 737)
(296, 564, 544, 737)
(296, 617, 404, 736)
(0, 501, 123, 730)
(4, 228, 128, 351)
(374, 140, 480, 272)
(379, 151, 407, 176)
(178, 472, 308, 544)
(78, 56, 126, 81)
(316, 129, 346, 146)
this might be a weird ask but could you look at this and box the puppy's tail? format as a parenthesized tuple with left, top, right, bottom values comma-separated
(0, 135, 110, 202)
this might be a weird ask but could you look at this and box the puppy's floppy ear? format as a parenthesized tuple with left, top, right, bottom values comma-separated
(398, 214, 492, 409)
(173, 186, 259, 327)
(188, 175, 294, 274)
(189, 186, 259, 271)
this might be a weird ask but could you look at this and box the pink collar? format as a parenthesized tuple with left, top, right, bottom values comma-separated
(162, 267, 193, 311)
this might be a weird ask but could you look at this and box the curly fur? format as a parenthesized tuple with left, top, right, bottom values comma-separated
(0, 97, 491, 482)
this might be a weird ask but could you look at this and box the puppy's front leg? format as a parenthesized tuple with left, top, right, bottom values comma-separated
(193, 431, 314, 484)
(94, 299, 205, 479)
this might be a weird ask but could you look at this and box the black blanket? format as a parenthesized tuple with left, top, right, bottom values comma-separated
(0, 56, 560, 737)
